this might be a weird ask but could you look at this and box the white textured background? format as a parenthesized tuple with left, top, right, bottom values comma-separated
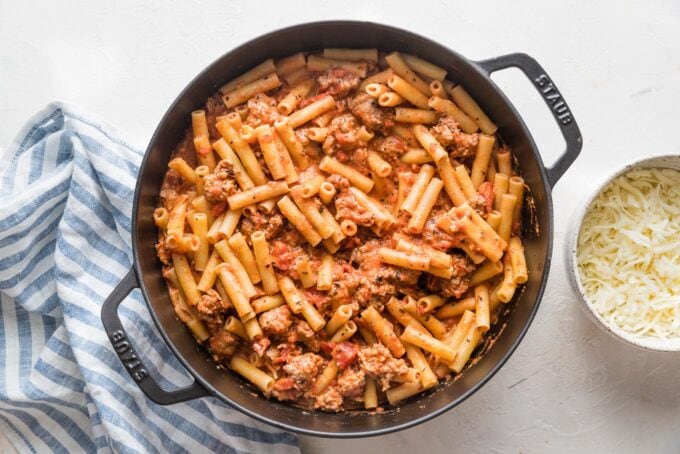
(1, 1, 680, 453)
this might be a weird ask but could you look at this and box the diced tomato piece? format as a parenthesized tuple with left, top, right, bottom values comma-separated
(273, 343, 298, 364)
(271, 241, 295, 271)
(478, 181, 494, 213)
(335, 151, 349, 163)
(320, 341, 336, 354)
(211, 201, 227, 217)
(273, 377, 296, 391)
(331, 342, 359, 368)
(304, 289, 331, 310)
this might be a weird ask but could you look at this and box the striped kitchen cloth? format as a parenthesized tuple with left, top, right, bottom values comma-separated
(0, 103, 299, 454)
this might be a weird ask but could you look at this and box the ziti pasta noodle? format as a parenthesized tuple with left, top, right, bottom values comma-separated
(154, 49, 531, 412)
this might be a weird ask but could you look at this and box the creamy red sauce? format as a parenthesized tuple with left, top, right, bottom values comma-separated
(156, 53, 525, 412)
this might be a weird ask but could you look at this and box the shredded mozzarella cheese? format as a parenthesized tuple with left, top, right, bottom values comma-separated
(577, 167, 680, 339)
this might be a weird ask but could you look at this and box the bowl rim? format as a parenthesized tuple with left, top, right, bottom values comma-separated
(567, 153, 680, 352)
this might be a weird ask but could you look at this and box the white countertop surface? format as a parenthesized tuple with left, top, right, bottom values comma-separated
(2, 1, 679, 452)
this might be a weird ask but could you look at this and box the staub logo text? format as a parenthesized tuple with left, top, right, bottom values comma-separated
(111, 329, 149, 383)
(534, 74, 572, 125)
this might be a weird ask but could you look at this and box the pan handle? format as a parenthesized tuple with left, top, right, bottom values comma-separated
(100, 267, 209, 405)
(476, 53, 583, 188)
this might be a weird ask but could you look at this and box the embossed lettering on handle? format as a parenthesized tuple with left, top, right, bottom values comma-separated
(110, 329, 149, 383)
(102, 267, 209, 404)
(476, 53, 583, 187)
(533, 74, 572, 125)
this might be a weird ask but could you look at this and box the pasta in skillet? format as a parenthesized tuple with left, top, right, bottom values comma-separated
(155, 48, 529, 412)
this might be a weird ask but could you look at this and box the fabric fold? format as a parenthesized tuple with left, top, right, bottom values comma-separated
(0, 103, 299, 454)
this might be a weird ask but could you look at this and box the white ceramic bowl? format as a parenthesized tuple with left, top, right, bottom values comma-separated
(567, 154, 680, 352)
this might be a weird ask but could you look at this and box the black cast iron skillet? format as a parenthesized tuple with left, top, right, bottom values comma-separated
(101, 21, 582, 437)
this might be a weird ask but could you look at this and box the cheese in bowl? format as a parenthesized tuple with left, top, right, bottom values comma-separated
(576, 165, 680, 344)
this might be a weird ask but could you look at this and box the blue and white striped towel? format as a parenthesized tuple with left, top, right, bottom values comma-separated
(0, 103, 300, 453)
